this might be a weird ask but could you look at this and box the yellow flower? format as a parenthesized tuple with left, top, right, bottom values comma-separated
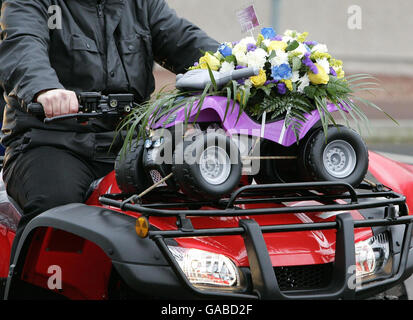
(308, 64, 330, 85)
(297, 32, 309, 43)
(256, 34, 265, 47)
(267, 41, 288, 53)
(335, 67, 345, 79)
(199, 52, 221, 71)
(250, 69, 267, 87)
(281, 79, 293, 91)
(311, 52, 332, 61)
(330, 58, 343, 68)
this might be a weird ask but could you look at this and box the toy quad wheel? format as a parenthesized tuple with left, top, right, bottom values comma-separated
(115, 139, 151, 194)
(172, 131, 242, 201)
(300, 125, 369, 190)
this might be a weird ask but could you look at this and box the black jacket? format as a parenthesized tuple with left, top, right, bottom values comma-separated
(0, 0, 218, 165)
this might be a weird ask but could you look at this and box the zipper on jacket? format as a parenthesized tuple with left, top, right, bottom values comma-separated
(96, 0, 108, 82)
(97, 0, 104, 18)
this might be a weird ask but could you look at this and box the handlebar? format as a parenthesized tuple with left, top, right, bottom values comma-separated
(27, 92, 135, 123)
(176, 67, 260, 91)
(27, 102, 46, 116)
(230, 67, 260, 81)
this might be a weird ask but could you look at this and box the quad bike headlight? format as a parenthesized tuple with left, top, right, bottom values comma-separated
(355, 232, 392, 285)
(168, 246, 243, 291)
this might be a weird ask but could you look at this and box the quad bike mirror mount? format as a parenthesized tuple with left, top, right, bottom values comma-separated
(27, 92, 135, 123)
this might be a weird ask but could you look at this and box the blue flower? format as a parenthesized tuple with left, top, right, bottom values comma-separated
(271, 64, 293, 81)
(218, 44, 232, 57)
(261, 27, 277, 40)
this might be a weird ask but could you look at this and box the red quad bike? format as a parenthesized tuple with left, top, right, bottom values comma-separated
(0, 92, 413, 300)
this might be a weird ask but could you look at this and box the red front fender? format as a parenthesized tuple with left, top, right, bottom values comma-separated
(369, 151, 413, 211)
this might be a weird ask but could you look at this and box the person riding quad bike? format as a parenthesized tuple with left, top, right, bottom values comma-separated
(0, 0, 218, 261)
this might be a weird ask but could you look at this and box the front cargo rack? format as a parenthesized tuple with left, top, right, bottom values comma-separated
(99, 181, 413, 300)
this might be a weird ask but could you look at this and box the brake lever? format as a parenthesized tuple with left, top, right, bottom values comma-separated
(43, 112, 104, 124)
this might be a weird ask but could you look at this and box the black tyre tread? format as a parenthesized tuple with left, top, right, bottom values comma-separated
(115, 140, 148, 194)
(297, 124, 324, 180)
(306, 125, 369, 189)
(173, 156, 205, 199)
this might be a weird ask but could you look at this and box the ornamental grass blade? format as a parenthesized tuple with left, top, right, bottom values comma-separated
(193, 83, 211, 123)
(223, 86, 232, 123)
(207, 64, 218, 92)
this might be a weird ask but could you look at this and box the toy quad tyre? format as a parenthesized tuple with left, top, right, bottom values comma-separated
(172, 131, 242, 201)
(115, 139, 151, 194)
(300, 125, 369, 189)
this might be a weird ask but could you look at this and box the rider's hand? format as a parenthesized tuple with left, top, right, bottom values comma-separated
(35, 89, 79, 118)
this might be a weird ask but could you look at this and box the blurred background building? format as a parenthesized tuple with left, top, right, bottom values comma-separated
(155, 0, 413, 145)
(166, 0, 413, 76)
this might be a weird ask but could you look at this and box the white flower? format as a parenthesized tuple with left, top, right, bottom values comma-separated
(290, 43, 308, 58)
(316, 58, 330, 74)
(263, 39, 271, 47)
(291, 71, 300, 83)
(232, 43, 247, 56)
(312, 43, 328, 53)
(284, 29, 296, 38)
(270, 50, 289, 67)
(220, 61, 235, 73)
(235, 52, 248, 66)
(298, 74, 310, 93)
(239, 36, 256, 47)
(246, 48, 268, 70)
(282, 35, 295, 43)
(244, 79, 253, 88)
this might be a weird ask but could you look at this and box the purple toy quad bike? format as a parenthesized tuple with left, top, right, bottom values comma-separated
(115, 68, 369, 200)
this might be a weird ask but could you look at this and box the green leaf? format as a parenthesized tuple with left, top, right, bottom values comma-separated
(259, 85, 272, 96)
(285, 40, 299, 52)
(268, 50, 277, 60)
(225, 55, 237, 64)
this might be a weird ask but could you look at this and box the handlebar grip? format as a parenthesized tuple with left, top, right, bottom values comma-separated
(231, 67, 260, 81)
(27, 102, 45, 117)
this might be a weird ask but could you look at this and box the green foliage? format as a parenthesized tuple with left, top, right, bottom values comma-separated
(285, 40, 299, 52)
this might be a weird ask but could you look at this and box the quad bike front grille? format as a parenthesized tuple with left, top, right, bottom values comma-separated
(274, 263, 333, 291)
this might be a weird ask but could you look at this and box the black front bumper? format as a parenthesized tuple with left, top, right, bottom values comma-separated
(100, 181, 413, 300)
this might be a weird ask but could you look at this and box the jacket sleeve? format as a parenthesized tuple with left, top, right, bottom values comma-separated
(148, 0, 220, 74)
(0, 0, 64, 108)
